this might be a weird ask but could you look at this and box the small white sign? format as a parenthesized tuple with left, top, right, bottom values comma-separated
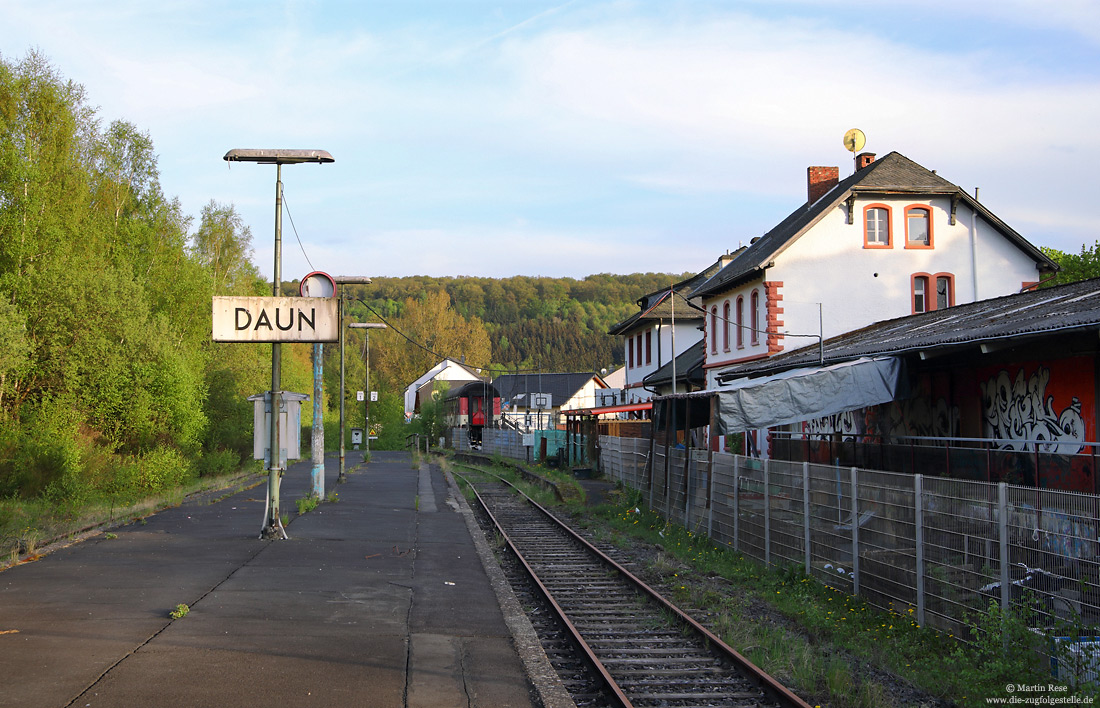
(522, 433, 534, 447)
(531, 392, 552, 410)
(370, 391, 378, 402)
(356, 391, 365, 401)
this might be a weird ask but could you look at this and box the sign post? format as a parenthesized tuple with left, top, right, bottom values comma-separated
(222, 148, 334, 540)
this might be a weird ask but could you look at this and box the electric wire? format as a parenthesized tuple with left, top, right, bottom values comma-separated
(280, 184, 315, 272)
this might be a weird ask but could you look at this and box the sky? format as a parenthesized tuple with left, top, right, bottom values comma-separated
(2, 0, 1099, 280)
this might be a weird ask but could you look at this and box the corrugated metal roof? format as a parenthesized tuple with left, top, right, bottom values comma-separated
(716, 278, 1100, 382)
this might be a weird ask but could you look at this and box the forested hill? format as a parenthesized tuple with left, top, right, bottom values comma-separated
(341, 273, 690, 374)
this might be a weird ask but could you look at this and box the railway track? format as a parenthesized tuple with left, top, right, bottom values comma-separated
(458, 469, 811, 708)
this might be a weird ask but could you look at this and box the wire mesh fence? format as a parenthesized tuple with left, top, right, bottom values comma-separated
(594, 437, 1100, 682)
(453, 428, 1100, 681)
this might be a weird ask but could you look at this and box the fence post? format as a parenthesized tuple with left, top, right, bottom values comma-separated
(707, 451, 715, 539)
(764, 458, 771, 567)
(998, 482, 1009, 613)
(851, 466, 860, 596)
(915, 474, 925, 627)
(733, 455, 740, 551)
(803, 461, 811, 576)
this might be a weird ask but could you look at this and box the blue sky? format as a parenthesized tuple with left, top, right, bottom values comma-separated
(3, 1, 1099, 279)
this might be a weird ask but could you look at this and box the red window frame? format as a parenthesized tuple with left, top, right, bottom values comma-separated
(750, 290, 760, 345)
(904, 205, 934, 249)
(627, 336, 634, 368)
(735, 296, 744, 348)
(912, 272, 954, 313)
(722, 300, 731, 351)
(863, 203, 892, 248)
(710, 306, 718, 354)
(645, 330, 652, 365)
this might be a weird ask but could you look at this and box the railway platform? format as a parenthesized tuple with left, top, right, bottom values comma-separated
(0, 450, 559, 708)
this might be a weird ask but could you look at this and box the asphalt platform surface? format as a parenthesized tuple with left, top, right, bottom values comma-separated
(0, 450, 555, 708)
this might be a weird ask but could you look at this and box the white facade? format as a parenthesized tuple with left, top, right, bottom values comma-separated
(622, 321, 702, 403)
(703, 192, 1048, 389)
(403, 359, 482, 418)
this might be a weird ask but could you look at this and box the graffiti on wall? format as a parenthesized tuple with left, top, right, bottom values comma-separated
(979, 366, 1085, 455)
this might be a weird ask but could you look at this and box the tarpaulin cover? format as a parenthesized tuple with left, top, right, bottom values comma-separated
(715, 357, 906, 434)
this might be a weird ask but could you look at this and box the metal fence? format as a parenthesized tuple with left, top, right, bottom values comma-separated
(450, 428, 580, 464)
(597, 437, 1100, 682)
(457, 426, 1100, 680)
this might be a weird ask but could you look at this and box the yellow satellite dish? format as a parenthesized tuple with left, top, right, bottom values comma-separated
(843, 128, 866, 153)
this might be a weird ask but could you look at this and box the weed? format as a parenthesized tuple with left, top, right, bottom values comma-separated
(414, 495, 419, 511)
(295, 496, 318, 515)
(169, 603, 189, 619)
(104, 532, 117, 540)
(325, 490, 339, 503)
(280, 513, 289, 527)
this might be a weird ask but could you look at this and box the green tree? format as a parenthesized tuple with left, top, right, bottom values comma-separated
(1042, 243, 1100, 287)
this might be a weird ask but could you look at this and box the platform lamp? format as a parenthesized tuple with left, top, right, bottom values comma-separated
(349, 322, 388, 458)
(223, 149, 333, 539)
(334, 277, 373, 483)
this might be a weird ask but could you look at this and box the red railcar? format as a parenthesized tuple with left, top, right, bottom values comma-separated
(443, 381, 501, 447)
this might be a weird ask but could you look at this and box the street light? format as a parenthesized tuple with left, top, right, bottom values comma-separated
(349, 322, 387, 458)
(223, 148, 333, 539)
(333, 276, 372, 483)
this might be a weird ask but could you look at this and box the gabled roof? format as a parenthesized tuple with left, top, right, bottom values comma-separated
(492, 372, 605, 408)
(693, 152, 1057, 300)
(608, 252, 738, 335)
(715, 278, 1100, 383)
(642, 338, 707, 390)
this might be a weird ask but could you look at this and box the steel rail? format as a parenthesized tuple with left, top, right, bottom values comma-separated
(461, 468, 812, 708)
(462, 475, 633, 707)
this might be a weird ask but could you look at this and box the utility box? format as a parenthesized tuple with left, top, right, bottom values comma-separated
(351, 428, 363, 449)
(249, 391, 310, 466)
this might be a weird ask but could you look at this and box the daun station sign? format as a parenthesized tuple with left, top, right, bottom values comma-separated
(212, 296, 339, 343)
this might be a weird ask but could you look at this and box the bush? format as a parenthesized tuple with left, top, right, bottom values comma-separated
(191, 448, 243, 478)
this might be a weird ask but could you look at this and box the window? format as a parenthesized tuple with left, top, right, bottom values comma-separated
(905, 206, 932, 248)
(636, 333, 643, 365)
(936, 275, 953, 310)
(722, 301, 731, 351)
(750, 290, 760, 345)
(627, 336, 634, 368)
(735, 297, 744, 348)
(864, 204, 891, 247)
(710, 307, 718, 353)
(912, 273, 954, 313)
(645, 330, 652, 365)
(913, 276, 929, 313)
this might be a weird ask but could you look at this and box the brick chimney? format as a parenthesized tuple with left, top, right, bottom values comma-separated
(856, 152, 876, 170)
(807, 166, 839, 204)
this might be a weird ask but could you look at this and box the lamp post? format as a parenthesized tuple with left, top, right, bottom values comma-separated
(334, 277, 372, 483)
(349, 322, 387, 458)
(223, 149, 333, 540)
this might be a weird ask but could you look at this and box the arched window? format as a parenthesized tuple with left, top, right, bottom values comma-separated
(722, 301, 731, 351)
(735, 296, 744, 348)
(750, 290, 760, 345)
(913, 275, 929, 313)
(905, 205, 933, 248)
(710, 306, 718, 354)
(864, 204, 891, 247)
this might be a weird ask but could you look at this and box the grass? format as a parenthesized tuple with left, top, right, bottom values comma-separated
(1, 465, 264, 571)
(295, 495, 319, 515)
(587, 488, 1095, 707)
(169, 603, 189, 619)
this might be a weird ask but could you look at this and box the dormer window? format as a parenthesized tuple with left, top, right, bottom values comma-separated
(864, 204, 891, 247)
(905, 206, 932, 248)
